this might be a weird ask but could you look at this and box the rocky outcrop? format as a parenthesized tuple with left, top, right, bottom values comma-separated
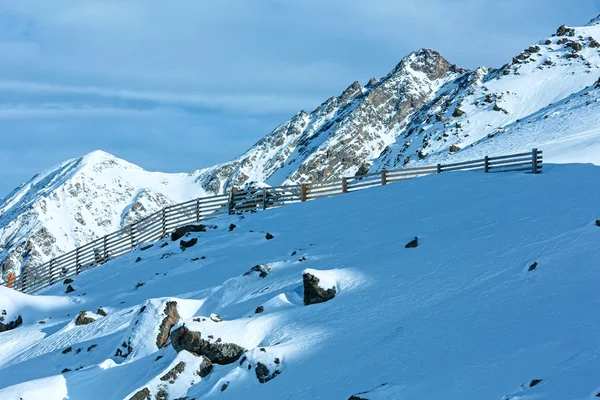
(196, 355, 213, 378)
(160, 361, 186, 383)
(171, 225, 206, 241)
(243, 264, 271, 278)
(0, 315, 23, 332)
(170, 325, 246, 365)
(75, 311, 96, 326)
(255, 362, 281, 383)
(129, 388, 151, 400)
(303, 273, 336, 305)
(156, 301, 180, 348)
(179, 238, 198, 251)
(405, 237, 419, 248)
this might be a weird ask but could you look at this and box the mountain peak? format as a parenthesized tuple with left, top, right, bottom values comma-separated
(387, 48, 460, 80)
(587, 14, 600, 26)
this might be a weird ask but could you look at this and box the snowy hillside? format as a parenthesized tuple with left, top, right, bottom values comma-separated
(0, 151, 208, 281)
(4, 15, 600, 281)
(1, 165, 600, 399)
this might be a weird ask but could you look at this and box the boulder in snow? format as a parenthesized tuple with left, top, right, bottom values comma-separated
(129, 388, 151, 400)
(179, 238, 198, 251)
(255, 361, 281, 383)
(405, 236, 419, 248)
(75, 311, 96, 326)
(65, 285, 75, 293)
(0, 315, 22, 332)
(156, 301, 180, 348)
(171, 224, 206, 241)
(170, 325, 246, 365)
(196, 355, 213, 378)
(303, 273, 336, 305)
(243, 264, 271, 278)
(160, 361, 186, 383)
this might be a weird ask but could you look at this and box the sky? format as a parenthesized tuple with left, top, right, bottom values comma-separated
(0, 0, 598, 198)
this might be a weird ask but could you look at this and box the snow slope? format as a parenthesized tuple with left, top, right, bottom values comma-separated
(1, 164, 600, 399)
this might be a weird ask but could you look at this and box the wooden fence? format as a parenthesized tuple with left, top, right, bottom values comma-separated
(2, 149, 543, 294)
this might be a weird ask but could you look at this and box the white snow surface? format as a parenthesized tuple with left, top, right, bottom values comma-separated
(1, 164, 600, 399)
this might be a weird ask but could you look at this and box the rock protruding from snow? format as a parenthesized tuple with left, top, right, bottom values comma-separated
(0, 315, 22, 332)
(129, 388, 151, 400)
(75, 311, 96, 326)
(170, 325, 246, 365)
(255, 361, 281, 384)
(156, 301, 180, 348)
(171, 224, 206, 241)
(303, 272, 337, 305)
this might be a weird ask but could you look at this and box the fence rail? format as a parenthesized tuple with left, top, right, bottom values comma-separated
(2, 149, 543, 294)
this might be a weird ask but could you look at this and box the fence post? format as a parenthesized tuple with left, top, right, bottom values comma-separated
(76, 247, 80, 275)
(437, 164, 442, 173)
(263, 188, 268, 210)
(103, 235, 108, 262)
(484, 156, 489, 173)
(342, 177, 348, 193)
(49, 260, 54, 285)
(301, 184, 308, 202)
(21, 269, 27, 293)
(130, 223, 136, 249)
(228, 190, 234, 215)
(381, 170, 387, 185)
(532, 148, 539, 174)
(161, 208, 167, 237)
(196, 198, 201, 222)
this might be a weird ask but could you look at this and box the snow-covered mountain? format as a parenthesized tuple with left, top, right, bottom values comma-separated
(1, 164, 600, 399)
(3, 16, 600, 280)
(0, 151, 208, 279)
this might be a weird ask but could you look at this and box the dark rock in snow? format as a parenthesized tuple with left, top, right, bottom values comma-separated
(452, 108, 465, 117)
(156, 301, 180, 348)
(303, 273, 336, 305)
(61, 368, 71, 374)
(221, 382, 229, 392)
(160, 242, 169, 248)
(405, 236, 418, 248)
(0, 315, 22, 332)
(135, 257, 142, 263)
(155, 389, 168, 400)
(75, 311, 96, 326)
(595, 219, 600, 227)
(63, 278, 74, 285)
(228, 223, 237, 231)
(255, 362, 281, 383)
(265, 232, 274, 240)
(243, 264, 271, 278)
(62, 347, 72, 354)
(129, 387, 151, 400)
(160, 361, 186, 383)
(196, 355, 213, 378)
(97, 308, 107, 317)
(170, 325, 246, 365)
(65, 285, 75, 293)
(449, 145, 460, 152)
(255, 306, 264, 314)
(87, 344, 97, 352)
(171, 224, 206, 241)
(140, 244, 153, 251)
(180, 238, 198, 251)
(529, 379, 542, 387)
(528, 262, 538, 272)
